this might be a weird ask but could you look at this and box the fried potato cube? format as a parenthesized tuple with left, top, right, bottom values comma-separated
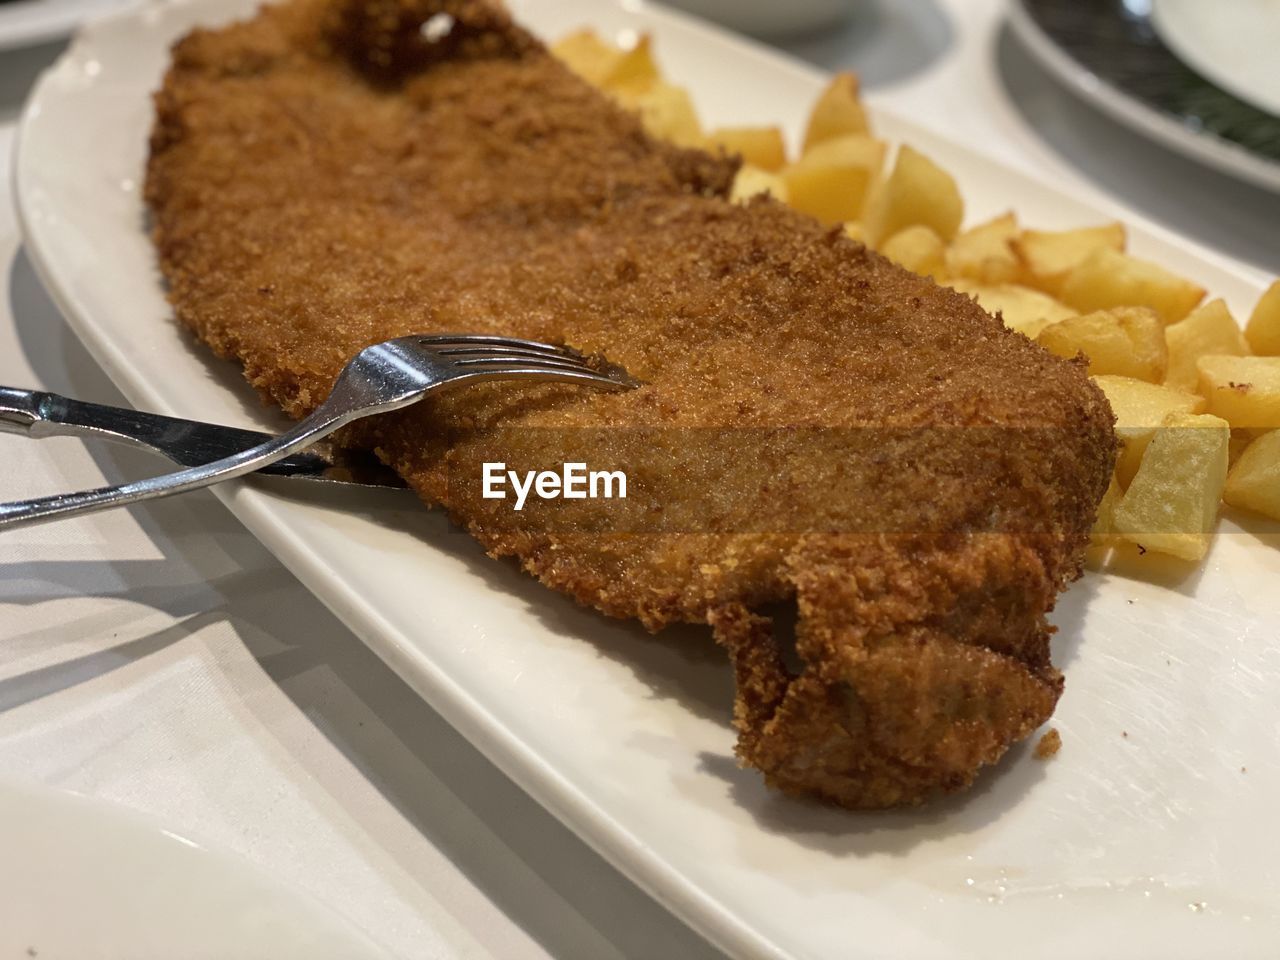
(730, 165, 789, 205)
(1010, 222, 1125, 296)
(1037, 306, 1166, 381)
(1196, 355, 1280, 428)
(551, 29, 624, 87)
(1245, 280, 1280, 356)
(602, 35, 660, 92)
(862, 145, 964, 247)
(1060, 247, 1206, 324)
(880, 225, 946, 278)
(615, 81, 702, 146)
(1163, 298, 1250, 392)
(945, 212, 1021, 284)
(1112, 412, 1230, 562)
(1092, 375, 1206, 486)
(705, 126, 787, 172)
(1224, 429, 1280, 520)
(802, 72, 870, 153)
(781, 134, 885, 226)
(949, 279, 1076, 339)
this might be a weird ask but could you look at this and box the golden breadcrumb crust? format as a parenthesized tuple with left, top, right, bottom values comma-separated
(145, 0, 1116, 808)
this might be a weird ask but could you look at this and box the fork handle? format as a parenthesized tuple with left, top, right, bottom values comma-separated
(0, 403, 350, 530)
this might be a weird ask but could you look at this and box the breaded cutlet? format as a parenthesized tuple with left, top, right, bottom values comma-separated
(145, 0, 1117, 808)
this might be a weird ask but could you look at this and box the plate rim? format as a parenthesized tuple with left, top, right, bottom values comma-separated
(1005, 0, 1280, 195)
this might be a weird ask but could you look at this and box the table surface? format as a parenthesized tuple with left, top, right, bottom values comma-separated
(2, 1, 1277, 958)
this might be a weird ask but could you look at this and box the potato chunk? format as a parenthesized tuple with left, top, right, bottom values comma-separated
(1196, 355, 1280, 428)
(802, 72, 870, 153)
(602, 35, 660, 92)
(880, 225, 946, 278)
(1060, 248, 1206, 324)
(552, 29, 625, 87)
(1224, 429, 1280, 520)
(781, 134, 884, 225)
(706, 126, 787, 172)
(1245, 280, 1280, 356)
(949, 279, 1075, 339)
(553, 32, 698, 146)
(614, 81, 702, 146)
(862, 146, 964, 247)
(1037, 307, 1166, 381)
(1092, 375, 1206, 486)
(554, 30, 662, 94)
(1112, 412, 1230, 562)
(730, 165, 789, 205)
(1011, 222, 1126, 296)
(1163, 299, 1250, 392)
(945, 212, 1021, 284)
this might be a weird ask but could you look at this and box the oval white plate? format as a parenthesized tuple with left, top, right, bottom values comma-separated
(1152, 0, 1280, 119)
(14, 0, 1280, 957)
(0, 781, 386, 959)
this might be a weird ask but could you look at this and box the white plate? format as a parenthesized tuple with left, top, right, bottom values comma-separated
(1007, 0, 1280, 195)
(0, 780, 386, 959)
(0, 0, 132, 51)
(1152, 0, 1280, 119)
(14, 0, 1280, 957)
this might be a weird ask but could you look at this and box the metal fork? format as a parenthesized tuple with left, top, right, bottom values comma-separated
(0, 334, 633, 530)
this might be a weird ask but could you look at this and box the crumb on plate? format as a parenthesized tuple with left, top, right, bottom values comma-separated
(1035, 728, 1061, 759)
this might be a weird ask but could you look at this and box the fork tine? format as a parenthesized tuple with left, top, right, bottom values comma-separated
(450, 355, 608, 376)
(418, 334, 580, 356)
(404, 334, 636, 385)
(456, 366, 631, 389)
(436, 345, 597, 367)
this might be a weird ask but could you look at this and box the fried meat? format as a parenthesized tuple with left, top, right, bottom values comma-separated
(145, 0, 1116, 808)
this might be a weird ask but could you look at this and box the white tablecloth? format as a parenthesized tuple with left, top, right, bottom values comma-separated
(2, 1, 1277, 957)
